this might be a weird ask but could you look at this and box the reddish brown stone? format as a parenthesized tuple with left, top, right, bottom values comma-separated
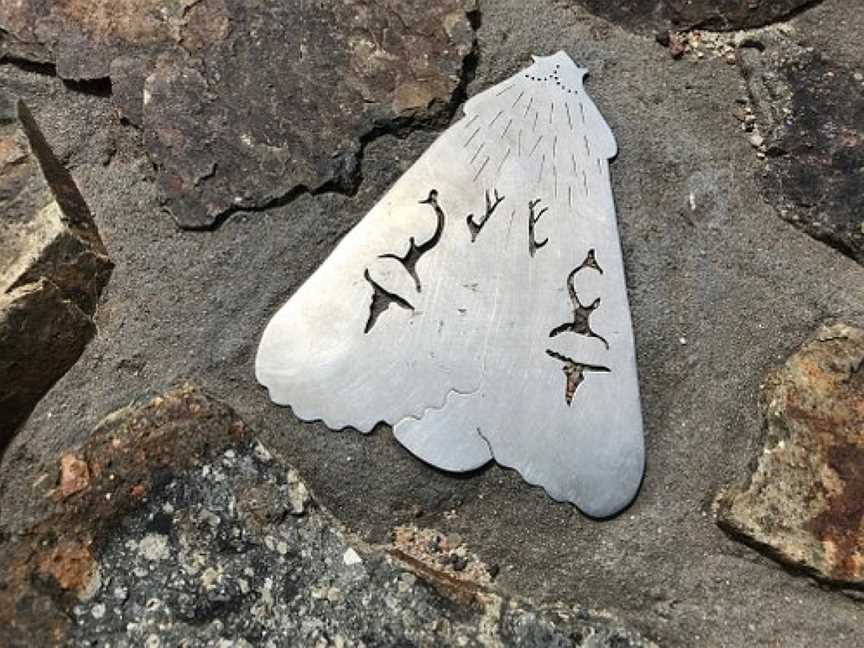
(36, 540, 97, 593)
(59, 452, 90, 498)
(716, 324, 864, 586)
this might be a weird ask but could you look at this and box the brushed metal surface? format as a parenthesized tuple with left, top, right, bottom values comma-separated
(256, 52, 644, 517)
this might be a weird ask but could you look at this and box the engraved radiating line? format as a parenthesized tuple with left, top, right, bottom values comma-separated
(470, 142, 484, 164)
(553, 162, 558, 199)
(505, 209, 516, 240)
(552, 136, 558, 160)
(517, 130, 522, 156)
(565, 103, 573, 130)
(549, 102, 555, 125)
(597, 158, 603, 175)
(496, 84, 513, 96)
(511, 89, 525, 108)
(524, 96, 534, 117)
(501, 118, 513, 139)
(568, 185, 572, 207)
(538, 154, 546, 184)
(489, 110, 503, 127)
(579, 101, 586, 123)
(528, 135, 543, 158)
(464, 127, 480, 148)
(582, 170, 589, 195)
(532, 110, 539, 132)
(571, 153, 578, 174)
(474, 156, 490, 182)
(583, 134, 591, 157)
(464, 114, 479, 130)
(497, 147, 511, 174)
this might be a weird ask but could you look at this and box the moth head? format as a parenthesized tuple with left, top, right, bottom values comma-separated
(527, 51, 587, 95)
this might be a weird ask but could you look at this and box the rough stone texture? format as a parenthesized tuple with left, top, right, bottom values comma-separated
(0, 93, 112, 448)
(738, 30, 864, 264)
(716, 324, 864, 587)
(2, 0, 864, 646)
(0, 0, 478, 228)
(571, 0, 820, 33)
(0, 385, 653, 647)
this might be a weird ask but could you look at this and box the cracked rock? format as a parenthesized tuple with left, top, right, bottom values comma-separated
(572, 1, 820, 32)
(716, 324, 864, 587)
(1, 0, 478, 228)
(0, 384, 654, 647)
(0, 93, 112, 448)
(739, 42, 864, 264)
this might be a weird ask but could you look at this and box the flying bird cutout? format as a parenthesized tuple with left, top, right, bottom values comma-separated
(256, 52, 645, 517)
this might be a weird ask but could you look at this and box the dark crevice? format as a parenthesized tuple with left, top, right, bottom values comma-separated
(0, 55, 57, 77)
(62, 76, 112, 98)
(545, 349, 610, 406)
(363, 269, 414, 334)
(1, 56, 112, 97)
(187, 185, 311, 231)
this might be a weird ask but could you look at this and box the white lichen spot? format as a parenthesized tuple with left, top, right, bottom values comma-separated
(91, 603, 106, 620)
(342, 547, 363, 566)
(254, 442, 273, 463)
(201, 566, 223, 590)
(139, 534, 171, 561)
(398, 572, 416, 593)
(287, 469, 310, 515)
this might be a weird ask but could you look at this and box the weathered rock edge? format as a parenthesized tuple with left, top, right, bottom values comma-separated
(0, 0, 481, 229)
(571, 0, 823, 33)
(715, 323, 864, 588)
(0, 93, 112, 450)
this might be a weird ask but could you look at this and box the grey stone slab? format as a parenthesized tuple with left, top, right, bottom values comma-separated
(3, 1, 864, 646)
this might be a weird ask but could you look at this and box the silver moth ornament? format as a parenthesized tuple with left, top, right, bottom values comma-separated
(256, 52, 644, 517)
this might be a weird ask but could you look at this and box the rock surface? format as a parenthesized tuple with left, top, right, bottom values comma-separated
(0, 93, 111, 448)
(572, 0, 819, 33)
(0, 385, 654, 647)
(3, 1, 864, 646)
(0, 0, 478, 228)
(738, 31, 864, 264)
(716, 324, 864, 587)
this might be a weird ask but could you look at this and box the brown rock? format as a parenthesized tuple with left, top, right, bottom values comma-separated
(36, 540, 97, 594)
(1, 1, 478, 228)
(716, 324, 864, 586)
(0, 94, 112, 449)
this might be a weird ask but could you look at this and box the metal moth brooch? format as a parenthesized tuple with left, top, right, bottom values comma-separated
(256, 52, 644, 517)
